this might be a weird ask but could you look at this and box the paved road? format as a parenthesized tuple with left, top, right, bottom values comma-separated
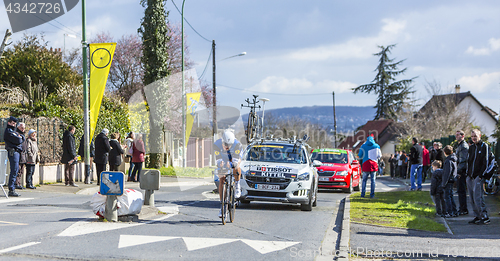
(0, 178, 346, 260)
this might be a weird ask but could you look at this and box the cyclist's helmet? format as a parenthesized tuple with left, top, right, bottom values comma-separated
(222, 130, 235, 148)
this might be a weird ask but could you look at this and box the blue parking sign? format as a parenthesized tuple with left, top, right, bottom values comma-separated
(100, 171, 125, 196)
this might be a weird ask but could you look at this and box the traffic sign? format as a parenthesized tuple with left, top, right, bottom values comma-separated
(100, 171, 124, 196)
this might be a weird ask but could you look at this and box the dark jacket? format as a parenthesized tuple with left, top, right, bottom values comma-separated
(17, 128, 27, 164)
(94, 132, 111, 165)
(454, 140, 469, 174)
(433, 149, 445, 165)
(467, 140, 489, 179)
(61, 130, 77, 164)
(109, 139, 124, 166)
(78, 135, 95, 158)
(442, 153, 457, 187)
(430, 168, 444, 195)
(4, 124, 24, 152)
(409, 143, 423, 165)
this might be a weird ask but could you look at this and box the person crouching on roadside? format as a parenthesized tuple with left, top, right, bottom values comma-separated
(430, 160, 445, 217)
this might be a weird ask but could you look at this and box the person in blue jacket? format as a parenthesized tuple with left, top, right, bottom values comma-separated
(358, 134, 382, 198)
(3, 116, 24, 197)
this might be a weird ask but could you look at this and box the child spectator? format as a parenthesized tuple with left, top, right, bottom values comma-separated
(430, 160, 445, 217)
(442, 145, 458, 217)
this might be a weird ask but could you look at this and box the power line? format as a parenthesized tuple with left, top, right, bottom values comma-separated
(198, 46, 212, 80)
(217, 84, 333, 96)
(170, 0, 211, 43)
(24, 0, 81, 36)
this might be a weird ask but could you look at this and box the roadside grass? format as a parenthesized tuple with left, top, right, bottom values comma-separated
(157, 166, 213, 178)
(350, 191, 447, 232)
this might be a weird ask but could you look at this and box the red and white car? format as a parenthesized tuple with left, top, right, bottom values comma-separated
(311, 148, 361, 193)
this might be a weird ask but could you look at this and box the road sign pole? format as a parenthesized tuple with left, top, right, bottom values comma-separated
(104, 195, 118, 222)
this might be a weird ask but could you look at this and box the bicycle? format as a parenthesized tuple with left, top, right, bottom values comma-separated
(483, 172, 500, 195)
(219, 167, 236, 225)
(241, 95, 261, 143)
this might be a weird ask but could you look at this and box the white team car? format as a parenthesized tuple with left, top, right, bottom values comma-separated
(239, 138, 320, 211)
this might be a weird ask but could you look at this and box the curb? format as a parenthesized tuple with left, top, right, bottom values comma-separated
(338, 196, 350, 261)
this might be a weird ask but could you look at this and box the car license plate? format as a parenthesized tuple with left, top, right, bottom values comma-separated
(255, 184, 280, 190)
(319, 177, 330, 181)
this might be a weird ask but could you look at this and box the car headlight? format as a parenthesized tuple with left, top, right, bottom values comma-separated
(336, 170, 348, 176)
(297, 172, 310, 181)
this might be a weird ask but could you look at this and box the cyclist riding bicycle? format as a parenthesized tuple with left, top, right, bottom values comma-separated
(214, 130, 243, 218)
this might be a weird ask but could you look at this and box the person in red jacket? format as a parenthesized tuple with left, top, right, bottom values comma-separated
(421, 142, 430, 182)
(130, 134, 145, 182)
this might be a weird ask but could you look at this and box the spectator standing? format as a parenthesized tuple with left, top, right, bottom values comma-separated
(15, 122, 27, 190)
(130, 134, 145, 182)
(125, 132, 135, 181)
(378, 158, 385, 176)
(25, 129, 39, 189)
(454, 130, 469, 216)
(396, 151, 402, 178)
(389, 154, 396, 178)
(4, 116, 24, 197)
(421, 142, 430, 183)
(433, 142, 445, 165)
(430, 160, 445, 217)
(442, 145, 458, 217)
(61, 126, 78, 187)
(78, 134, 95, 184)
(466, 129, 490, 225)
(409, 137, 424, 191)
(94, 128, 111, 185)
(358, 135, 382, 198)
(109, 133, 124, 171)
(401, 151, 408, 178)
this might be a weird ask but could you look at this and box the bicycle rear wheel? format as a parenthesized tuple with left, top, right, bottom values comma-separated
(229, 181, 235, 223)
(483, 176, 500, 195)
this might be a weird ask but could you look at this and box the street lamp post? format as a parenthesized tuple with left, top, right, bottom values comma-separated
(259, 98, 269, 138)
(332, 91, 337, 148)
(181, 0, 186, 167)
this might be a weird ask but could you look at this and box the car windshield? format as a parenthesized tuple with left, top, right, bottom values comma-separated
(311, 152, 348, 164)
(246, 144, 305, 164)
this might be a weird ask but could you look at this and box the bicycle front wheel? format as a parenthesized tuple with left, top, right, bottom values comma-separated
(221, 181, 228, 225)
(483, 176, 500, 195)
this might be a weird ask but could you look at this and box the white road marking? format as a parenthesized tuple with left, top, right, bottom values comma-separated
(0, 198, 34, 204)
(202, 191, 219, 199)
(183, 237, 239, 251)
(157, 206, 179, 214)
(118, 235, 178, 248)
(57, 213, 176, 237)
(118, 234, 300, 254)
(0, 242, 40, 254)
(240, 239, 300, 254)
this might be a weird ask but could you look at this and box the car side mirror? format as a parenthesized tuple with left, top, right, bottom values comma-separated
(352, 160, 359, 165)
(312, 160, 322, 167)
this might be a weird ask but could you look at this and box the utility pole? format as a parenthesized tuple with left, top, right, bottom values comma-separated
(0, 29, 12, 59)
(332, 91, 337, 148)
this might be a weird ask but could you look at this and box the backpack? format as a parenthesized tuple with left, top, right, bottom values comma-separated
(483, 143, 498, 180)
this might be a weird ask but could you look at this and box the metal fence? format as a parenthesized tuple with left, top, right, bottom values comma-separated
(0, 117, 66, 164)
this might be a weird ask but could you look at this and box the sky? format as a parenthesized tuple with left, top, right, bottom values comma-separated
(1, 0, 499, 117)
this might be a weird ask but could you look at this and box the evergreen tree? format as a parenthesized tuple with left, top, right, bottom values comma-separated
(138, 0, 171, 168)
(353, 44, 415, 120)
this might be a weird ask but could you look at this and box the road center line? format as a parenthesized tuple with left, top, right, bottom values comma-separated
(0, 242, 41, 254)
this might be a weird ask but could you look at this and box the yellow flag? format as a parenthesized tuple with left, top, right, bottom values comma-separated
(89, 43, 116, 139)
(186, 92, 202, 148)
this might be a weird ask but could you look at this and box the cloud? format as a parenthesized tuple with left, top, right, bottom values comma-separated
(286, 18, 407, 61)
(465, 38, 500, 56)
(250, 76, 356, 94)
(458, 71, 500, 92)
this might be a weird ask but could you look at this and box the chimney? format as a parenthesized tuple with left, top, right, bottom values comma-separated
(455, 84, 461, 94)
